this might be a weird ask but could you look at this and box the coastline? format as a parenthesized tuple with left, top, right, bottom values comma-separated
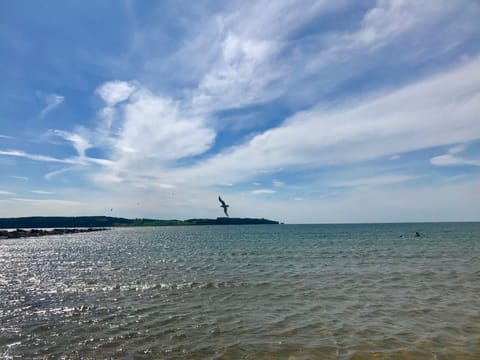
(0, 216, 280, 229)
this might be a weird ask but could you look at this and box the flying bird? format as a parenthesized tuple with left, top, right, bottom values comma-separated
(218, 196, 229, 217)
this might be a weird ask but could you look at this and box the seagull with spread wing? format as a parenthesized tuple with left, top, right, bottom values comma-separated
(218, 196, 229, 217)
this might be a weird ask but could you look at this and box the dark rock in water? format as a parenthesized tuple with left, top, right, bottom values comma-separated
(0, 228, 108, 239)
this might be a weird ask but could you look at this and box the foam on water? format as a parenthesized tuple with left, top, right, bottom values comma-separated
(1, 223, 479, 359)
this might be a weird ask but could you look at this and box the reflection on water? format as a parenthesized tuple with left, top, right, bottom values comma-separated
(1, 223, 479, 359)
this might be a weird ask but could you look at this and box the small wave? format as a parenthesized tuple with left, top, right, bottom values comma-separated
(47, 280, 256, 294)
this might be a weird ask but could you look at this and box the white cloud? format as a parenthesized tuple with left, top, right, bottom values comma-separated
(88, 87, 216, 186)
(431, 143, 480, 167)
(300, 0, 480, 101)
(10, 198, 79, 205)
(0, 136, 114, 185)
(134, 0, 477, 119)
(98, 106, 117, 130)
(0, 147, 111, 170)
(0, 190, 14, 195)
(30, 190, 55, 195)
(40, 93, 64, 118)
(251, 189, 276, 195)
(350, 0, 440, 47)
(333, 174, 418, 188)
(273, 180, 284, 187)
(431, 154, 480, 167)
(181, 1, 351, 114)
(168, 56, 480, 187)
(50, 130, 91, 157)
(339, 0, 475, 52)
(448, 144, 467, 155)
(9, 176, 28, 182)
(96, 81, 136, 106)
(0, 149, 75, 164)
(191, 31, 279, 112)
(119, 90, 214, 161)
(44, 167, 72, 180)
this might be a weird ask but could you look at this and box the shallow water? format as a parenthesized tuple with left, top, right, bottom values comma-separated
(1, 223, 479, 359)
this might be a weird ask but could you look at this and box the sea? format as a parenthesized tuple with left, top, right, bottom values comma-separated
(1, 223, 479, 359)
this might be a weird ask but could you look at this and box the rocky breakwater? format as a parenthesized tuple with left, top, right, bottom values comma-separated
(0, 228, 108, 239)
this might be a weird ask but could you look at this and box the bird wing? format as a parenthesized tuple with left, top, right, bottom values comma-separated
(218, 196, 226, 206)
(224, 207, 229, 216)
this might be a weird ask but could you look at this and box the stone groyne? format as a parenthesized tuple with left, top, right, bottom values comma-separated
(0, 228, 108, 239)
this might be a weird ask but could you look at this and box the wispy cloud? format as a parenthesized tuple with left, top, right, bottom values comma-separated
(30, 190, 55, 195)
(162, 56, 480, 187)
(251, 189, 276, 195)
(10, 198, 80, 205)
(0, 149, 75, 163)
(273, 180, 284, 188)
(0, 190, 15, 195)
(431, 144, 480, 167)
(9, 176, 28, 182)
(333, 175, 418, 188)
(50, 129, 91, 157)
(45, 167, 73, 180)
(96, 81, 136, 107)
(0, 134, 15, 139)
(0, 146, 113, 182)
(40, 93, 64, 118)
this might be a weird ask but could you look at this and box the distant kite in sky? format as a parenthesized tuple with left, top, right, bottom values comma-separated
(218, 196, 229, 217)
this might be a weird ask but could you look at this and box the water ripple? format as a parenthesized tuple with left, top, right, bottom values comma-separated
(1, 223, 479, 358)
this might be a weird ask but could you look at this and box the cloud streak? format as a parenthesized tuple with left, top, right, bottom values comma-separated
(40, 93, 64, 118)
(0, 149, 75, 164)
(30, 190, 55, 195)
(431, 144, 480, 167)
(251, 189, 276, 195)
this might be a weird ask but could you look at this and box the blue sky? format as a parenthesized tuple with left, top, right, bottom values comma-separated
(1, 0, 480, 223)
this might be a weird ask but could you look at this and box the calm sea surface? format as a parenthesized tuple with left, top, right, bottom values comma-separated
(1, 223, 479, 359)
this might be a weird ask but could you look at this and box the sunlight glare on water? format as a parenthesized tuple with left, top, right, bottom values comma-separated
(1, 223, 479, 359)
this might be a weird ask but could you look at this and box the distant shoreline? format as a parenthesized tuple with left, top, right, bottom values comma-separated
(0, 216, 280, 230)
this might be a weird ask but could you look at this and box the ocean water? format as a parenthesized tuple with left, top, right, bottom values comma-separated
(1, 223, 479, 359)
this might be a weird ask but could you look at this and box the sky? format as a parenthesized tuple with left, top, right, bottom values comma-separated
(1, 0, 480, 223)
